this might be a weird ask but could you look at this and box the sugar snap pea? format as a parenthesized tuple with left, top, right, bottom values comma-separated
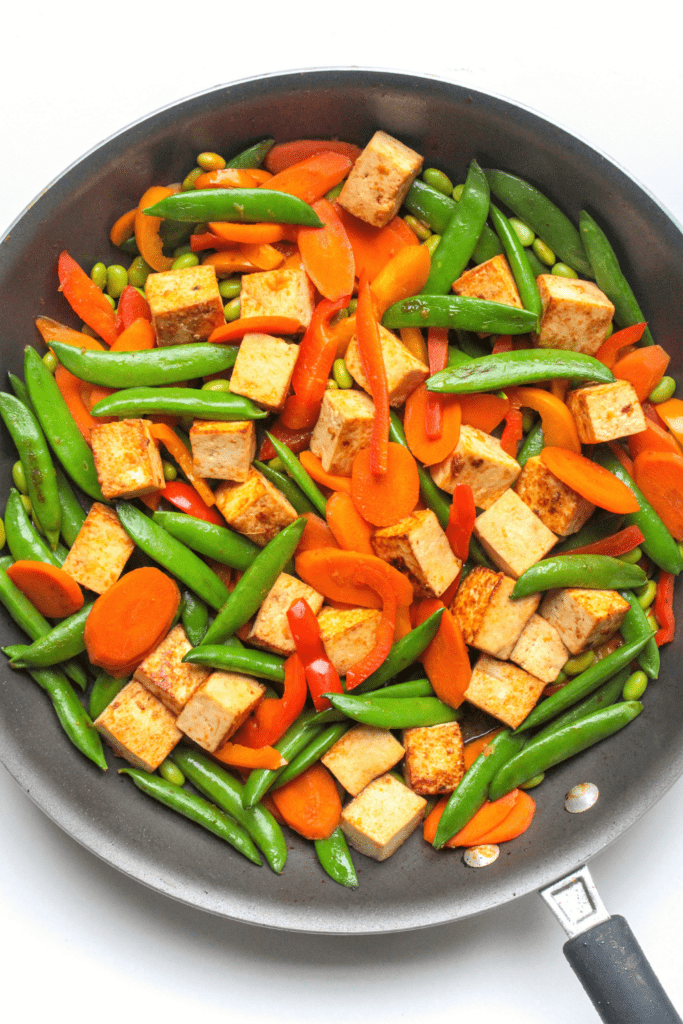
(403, 179, 504, 263)
(54, 465, 86, 547)
(517, 421, 544, 468)
(5, 488, 62, 567)
(181, 590, 209, 646)
(271, 723, 350, 790)
(314, 828, 358, 888)
(489, 202, 542, 322)
(9, 602, 94, 668)
(89, 671, 127, 720)
(143, 188, 323, 226)
(226, 138, 274, 169)
(325, 692, 460, 728)
(351, 605, 444, 692)
(241, 710, 321, 808)
(427, 348, 615, 394)
(183, 644, 286, 683)
(152, 510, 259, 573)
(511, 554, 646, 598)
(388, 411, 450, 529)
(382, 295, 538, 335)
(91, 387, 267, 421)
(421, 160, 490, 295)
(373, 678, 434, 699)
(8, 372, 33, 411)
(533, 668, 630, 743)
(265, 434, 327, 517)
(48, 341, 238, 388)
(619, 589, 660, 680)
(252, 460, 318, 515)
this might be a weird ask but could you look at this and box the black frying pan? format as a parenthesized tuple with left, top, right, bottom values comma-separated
(0, 69, 681, 1021)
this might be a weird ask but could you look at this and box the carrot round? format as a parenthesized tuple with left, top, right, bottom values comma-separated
(297, 198, 355, 301)
(632, 450, 683, 540)
(6, 561, 84, 618)
(295, 547, 413, 608)
(265, 139, 362, 174)
(415, 598, 471, 709)
(270, 762, 342, 840)
(299, 450, 352, 494)
(539, 447, 640, 513)
(445, 791, 521, 848)
(404, 383, 461, 465)
(326, 491, 374, 555)
(613, 345, 671, 402)
(351, 442, 420, 527)
(473, 790, 536, 845)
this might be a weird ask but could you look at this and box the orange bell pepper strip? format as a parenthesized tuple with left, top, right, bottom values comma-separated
(612, 345, 671, 402)
(265, 139, 362, 174)
(201, 251, 260, 274)
(595, 322, 648, 369)
(334, 205, 418, 280)
(415, 598, 471, 709)
(232, 653, 307, 748)
(109, 207, 138, 247)
(654, 398, 683, 448)
(653, 571, 675, 645)
(265, 151, 353, 204)
(134, 185, 180, 273)
(110, 317, 156, 353)
(280, 296, 350, 430)
(57, 251, 119, 346)
(191, 231, 236, 252)
(299, 450, 352, 493)
(54, 366, 103, 444)
(507, 385, 581, 452)
(356, 272, 389, 475)
(208, 316, 303, 343)
(286, 598, 343, 710)
(345, 563, 398, 690)
(149, 422, 216, 507)
(370, 244, 431, 317)
(212, 742, 287, 770)
(35, 316, 106, 351)
(207, 220, 290, 244)
(400, 326, 429, 364)
(297, 199, 355, 302)
(195, 168, 266, 189)
(232, 242, 284, 271)
(446, 484, 476, 561)
(540, 447, 640, 513)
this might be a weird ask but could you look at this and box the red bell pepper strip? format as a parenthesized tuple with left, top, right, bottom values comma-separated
(356, 272, 390, 476)
(492, 335, 513, 354)
(280, 296, 350, 431)
(286, 598, 343, 711)
(161, 480, 224, 525)
(446, 484, 476, 561)
(191, 231, 236, 252)
(568, 525, 645, 558)
(500, 405, 524, 458)
(258, 419, 312, 461)
(57, 251, 118, 346)
(595, 322, 647, 369)
(114, 285, 152, 335)
(345, 563, 397, 690)
(654, 571, 675, 646)
(232, 653, 308, 748)
(425, 327, 449, 440)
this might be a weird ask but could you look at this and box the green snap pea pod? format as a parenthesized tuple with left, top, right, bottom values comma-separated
(4, 488, 62, 567)
(184, 644, 286, 683)
(9, 602, 94, 668)
(516, 633, 652, 733)
(427, 348, 615, 394)
(472, 225, 506, 265)
(592, 449, 683, 574)
(3, 642, 87, 691)
(54, 466, 86, 547)
(119, 768, 262, 866)
(324, 693, 460, 729)
(447, 346, 475, 371)
(252, 460, 317, 515)
(511, 554, 646, 599)
(579, 211, 654, 345)
(403, 179, 503, 262)
(553, 512, 625, 553)
(619, 590, 660, 680)
(181, 590, 209, 646)
(517, 422, 544, 468)
(383, 295, 538, 336)
(314, 828, 358, 889)
(116, 502, 230, 610)
(489, 202, 542, 323)
(389, 411, 450, 528)
(421, 160, 490, 295)
(23, 346, 104, 502)
(533, 668, 630, 743)
(8, 372, 33, 411)
(152, 510, 259, 573)
(490, 702, 643, 801)
(91, 387, 267, 421)
(484, 170, 592, 277)
(143, 188, 323, 227)
(265, 434, 327, 517)
(0, 389, 61, 549)
(272, 722, 350, 790)
(456, 331, 489, 359)
(48, 341, 238, 389)
(373, 678, 434, 699)
(241, 710, 321, 808)
(352, 606, 444, 692)
(170, 746, 287, 874)
(226, 138, 274, 169)
(88, 671, 127, 720)
(432, 729, 526, 848)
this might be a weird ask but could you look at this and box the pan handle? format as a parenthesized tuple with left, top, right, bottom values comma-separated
(540, 865, 681, 1024)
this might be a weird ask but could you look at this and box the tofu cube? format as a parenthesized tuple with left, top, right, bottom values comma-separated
(514, 455, 595, 536)
(402, 722, 465, 795)
(90, 418, 166, 500)
(321, 723, 405, 796)
(509, 613, 569, 684)
(340, 774, 427, 861)
(61, 502, 135, 594)
(465, 654, 546, 729)
(337, 130, 423, 228)
(534, 275, 615, 355)
(540, 587, 630, 655)
(239, 267, 314, 328)
(430, 425, 521, 510)
(248, 572, 324, 656)
(317, 606, 381, 677)
(372, 509, 461, 599)
(566, 381, 647, 444)
(452, 255, 523, 335)
(452, 566, 540, 660)
(309, 388, 375, 476)
(145, 265, 224, 346)
(175, 671, 265, 752)
(345, 324, 429, 407)
(229, 332, 299, 412)
(473, 489, 557, 578)
(214, 468, 298, 546)
(134, 624, 210, 715)
(94, 679, 182, 771)
(189, 419, 256, 482)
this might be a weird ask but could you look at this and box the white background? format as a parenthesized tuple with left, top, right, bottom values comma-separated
(1, 4, 682, 1022)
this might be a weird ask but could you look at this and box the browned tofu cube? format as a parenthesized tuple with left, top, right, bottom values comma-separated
(566, 381, 647, 444)
(145, 265, 224, 346)
(134, 624, 210, 715)
(452, 255, 523, 335)
(464, 655, 546, 729)
(372, 509, 461, 599)
(90, 418, 166, 500)
(214, 468, 298, 546)
(452, 566, 540, 660)
(189, 419, 256, 482)
(228, 332, 299, 412)
(340, 774, 427, 861)
(321, 723, 405, 796)
(508, 613, 569, 684)
(309, 388, 375, 476)
(402, 722, 465, 795)
(514, 455, 595, 536)
(534, 275, 615, 355)
(337, 131, 423, 228)
(317, 606, 381, 677)
(239, 267, 314, 328)
(175, 671, 265, 752)
(540, 587, 630, 655)
(473, 489, 557, 578)
(430, 425, 521, 509)
(94, 679, 182, 771)
(345, 324, 428, 407)
(61, 502, 135, 594)
(248, 572, 324, 656)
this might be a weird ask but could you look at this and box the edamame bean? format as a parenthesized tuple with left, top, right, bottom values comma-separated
(648, 376, 676, 403)
(423, 167, 453, 195)
(103, 293, 116, 309)
(90, 261, 107, 290)
(333, 359, 354, 389)
(521, 409, 536, 433)
(12, 461, 27, 494)
(622, 670, 648, 701)
(452, 183, 465, 201)
(520, 773, 545, 789)
(106, 264, 128, 299)
(552, 262, 578, 279)
(172, 252, 200, 271)
(159, 759, 186, 786)
(0, 519, 5, 550)
(326, 379, 338, 389)
(218, 277, 241, 300)
(201, 379, 232, 393)
(532, 237, 556, 266)
(618, 546, 643, 565)
(42, 350, 58, 374)
(268, 456, 285, 472)
(404, 215, 432, 241)
(563, 650, 597, 676)
(423, 234, 441, 257)
(19, 494, 32, 516)
(636, 580, 657, 609)
(128, 255, 153, 288)
(197, 151, 226, 171)
(182, 167, 203, 191)
(646, 611, 658, 632)
(509, 218, 535, 247)
(162, 461, 177, 482)
(224, 297, 241, 322)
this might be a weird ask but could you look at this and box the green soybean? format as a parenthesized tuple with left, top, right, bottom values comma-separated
(648, 376, 676, 403)
(333, 358, 354, 389)
(218, 277, 241, 300)
(106, 265, 128, 298)
(563, 650, 597, 676)
(224, 297, 241, 322)
(509, 218, 535, 247)
(90, 262, 107, 289)
(171, 252, 200, 271)
(622, 671, 648, 701)
(158, 759, 186, 786)
(423, 167, 453, 195)
(127, 255, 153, 287)
(532, 237, 555, 266)
(552, 262, 578, 279)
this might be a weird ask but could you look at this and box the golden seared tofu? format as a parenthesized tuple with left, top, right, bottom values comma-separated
(473, 488, 557, 578)
(228, 332, 299, 413)
(248, 572, 324, 656)
(465, 654, 546, 730)
(61, 502, 135, 595)
(534, 275, 615, 355)
(402, 722, 465, 796)
(430, 425, 521, 510)
(90, 418, 166, 500)
(309, 388, 375, 476)
(514, 455, 595, 536)
(345, 324, 429, 407)
(94, 679, 182, 771)
(337, 130, 423, 228)
(566, 381, 646, 444)
(145, 265, 224, 346)
(317, 606, 381, 677)
(452, 254, 523, 335)
(321, 723, 405, 796)
(509, 613, 569, 684)
(540, 587, 630, 655)
(340, 774, 427, 861)
(176, 671, 266, 752)
(214, 467, 298, 546)
(189, 419, 256, 482)
(134, 624, 210, 715)
(372, 509, 461, 599)
(239, 267, 314, 328)
(452, 566, 540, 660)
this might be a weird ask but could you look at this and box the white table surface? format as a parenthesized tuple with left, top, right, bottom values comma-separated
(2, 5, 682, 1021)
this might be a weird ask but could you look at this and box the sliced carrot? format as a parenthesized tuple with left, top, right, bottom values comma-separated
(296, 511, 340, 555)
(507, 386, 581, 452)
(404, 383, 461, 466)
(445, 791, 521, 848)
(208, 316, 303, 343)
(334, 205, 418, 280)
(628, 419, 682, 459)
(632, 450, 683, 540)
(109, 317, 156, 352)
(473, 790, 536, 845)
(423, 796, 449, 844)
(6, 561, 84, 618)
(463, 729, 503, 771)
(270, 762, 342, 840)
(351, 443, 420, 528)
(655, 398, 683, 449)
(425, 327, 449, 440)
(195, 168, 265, 189)
(212, 742, 286, 770)
(394, 603, 413, 641)
(457, 393, 510, 433)
(265, 151, 353, 205)
(297, 199, 355, 301)
(207, 221, 289, 244)
(265, 139, 362, 174)
(295, 547, 413, 609)
(415, 598, 471, 709)
(540, 447, 640, 513)
(134, 185, 179, 274)
(299, 450, 352, 494)
(326, 491, 374, 555)
(57, 251, 119, 346)
(149, 422, 216, 507)
(371, 244, 431, 317)
(613, 345, 671, 402)
(109, 207, 138, 247)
